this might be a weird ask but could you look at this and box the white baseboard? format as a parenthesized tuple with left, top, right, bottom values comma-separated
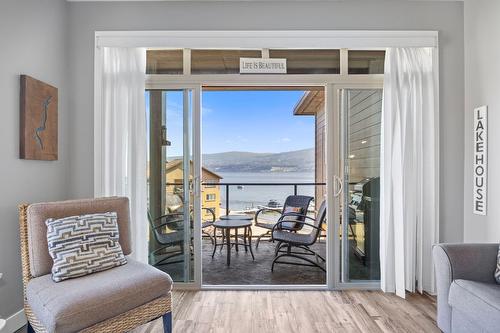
(1, 309, 26, 333)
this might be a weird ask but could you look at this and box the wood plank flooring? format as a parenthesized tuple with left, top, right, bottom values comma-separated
(133, 290, 439, 333)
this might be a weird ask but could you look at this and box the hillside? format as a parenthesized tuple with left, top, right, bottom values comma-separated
(199, 148, 314, 172)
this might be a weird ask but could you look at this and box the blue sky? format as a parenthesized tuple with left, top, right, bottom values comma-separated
(146, 90, 315, 156)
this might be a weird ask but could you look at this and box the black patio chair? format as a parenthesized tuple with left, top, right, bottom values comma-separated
(148, 211, 186, 267)
(254, 195, 314, 248)
(271, 200, 327, 272)
(148, 207, 216, 267)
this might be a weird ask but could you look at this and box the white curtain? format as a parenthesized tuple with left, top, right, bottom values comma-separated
(380, 48, 438, 298)
(100, 47, 148, 263)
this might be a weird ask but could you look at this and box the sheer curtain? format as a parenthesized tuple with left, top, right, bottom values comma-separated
(100, 47, 148, 263)
(380, 48, 439, 298)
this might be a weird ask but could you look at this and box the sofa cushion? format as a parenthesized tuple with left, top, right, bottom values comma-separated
(27, 197, 132, 278)
(449, 279, 500, 332)
(46, 212, 127, 282)
(27, 258, 172, 332)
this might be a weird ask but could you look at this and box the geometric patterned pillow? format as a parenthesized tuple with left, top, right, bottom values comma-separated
(496, 245, 500, 284)
(45, 212, 127, 282)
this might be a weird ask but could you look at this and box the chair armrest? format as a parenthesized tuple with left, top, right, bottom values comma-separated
(434, 243, 498, 283)
(433, 243, 499, 333)
(271, 219, 321, 234)
(202, 207, 216, 223)
(153, 215, 184, 230)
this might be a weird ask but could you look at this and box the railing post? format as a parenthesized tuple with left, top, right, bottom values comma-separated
(226, 184, 229, 216)
(294, 184, 298, 196)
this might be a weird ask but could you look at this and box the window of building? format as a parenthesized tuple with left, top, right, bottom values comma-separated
(205, 193, 216, 201)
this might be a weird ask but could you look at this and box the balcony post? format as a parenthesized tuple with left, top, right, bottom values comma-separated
(226, 184, 229, 216)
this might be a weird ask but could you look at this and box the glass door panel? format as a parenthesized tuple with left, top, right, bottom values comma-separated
(340, 88, 382, 283)
(146, 89, 194, 283)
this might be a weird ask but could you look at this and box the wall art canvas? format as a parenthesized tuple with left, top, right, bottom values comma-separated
(20, 75, 58, 160)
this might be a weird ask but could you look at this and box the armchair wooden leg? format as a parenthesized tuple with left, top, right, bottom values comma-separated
(162, 312, 172, 333)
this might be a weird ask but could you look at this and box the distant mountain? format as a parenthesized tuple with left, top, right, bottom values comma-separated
(199, 148, 314, 172)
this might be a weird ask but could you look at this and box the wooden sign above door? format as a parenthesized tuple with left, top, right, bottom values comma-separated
(239, 58, 287, 74)
(20, 75, 58, 160)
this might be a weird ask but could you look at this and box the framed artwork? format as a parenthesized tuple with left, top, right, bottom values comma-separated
(20, 75, 58, 160)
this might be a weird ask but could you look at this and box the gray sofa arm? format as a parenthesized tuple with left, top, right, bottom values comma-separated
(433, 243, 498, 333)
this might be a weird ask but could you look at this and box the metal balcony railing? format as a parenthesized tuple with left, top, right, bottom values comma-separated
(202, 182, 326, 216)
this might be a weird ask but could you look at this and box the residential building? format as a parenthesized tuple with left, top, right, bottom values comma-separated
(165, 159, 222, 220)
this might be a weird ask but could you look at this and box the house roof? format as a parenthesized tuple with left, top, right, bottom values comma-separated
(293, 90, 324, 115)
(165, 159, 223, 179)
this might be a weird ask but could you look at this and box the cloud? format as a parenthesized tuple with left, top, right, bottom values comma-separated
(202, 107, 213, 117)
(237, 135, 249, 143)
(223, 136, 248, 145)
(274, 137, 291, 143)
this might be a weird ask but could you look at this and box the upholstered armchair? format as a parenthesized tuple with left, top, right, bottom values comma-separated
(433, 243, 500, 333)
(19, 197, 173, 333)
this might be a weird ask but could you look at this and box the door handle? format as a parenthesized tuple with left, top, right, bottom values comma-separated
(193, 176, 201, 196)
(334, 175, 343, 197)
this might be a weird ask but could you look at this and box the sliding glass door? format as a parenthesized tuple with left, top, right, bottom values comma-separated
(339, 88, 382, 285)
(146, 88, 201, 285)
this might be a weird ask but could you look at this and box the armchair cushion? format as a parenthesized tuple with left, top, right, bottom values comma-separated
(26, 258, 172, 333)
(46, 212, 127, 282)
(448, 279, 500, 332)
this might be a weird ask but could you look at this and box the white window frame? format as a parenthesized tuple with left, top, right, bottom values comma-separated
(94, 30, 439, 291)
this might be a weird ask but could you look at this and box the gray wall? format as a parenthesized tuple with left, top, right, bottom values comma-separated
(463, 0, 500, 241)
(0, 0, 69, 320)
(67, 1, 465, 244)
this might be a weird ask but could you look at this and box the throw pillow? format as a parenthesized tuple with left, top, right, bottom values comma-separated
(280, 206, 304, 230)
(46, 212, 127, 282)
(495, 245, 500, 284)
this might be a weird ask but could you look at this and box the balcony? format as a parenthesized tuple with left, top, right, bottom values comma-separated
(150, 180, 378, 287)
(202, 181, 326, 286)
(149, 181, 327, 285)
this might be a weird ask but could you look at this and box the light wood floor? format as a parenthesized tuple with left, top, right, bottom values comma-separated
(133, 290, 439, 333)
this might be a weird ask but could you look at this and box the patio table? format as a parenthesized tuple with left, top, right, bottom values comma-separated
(212, 216, 255, 266)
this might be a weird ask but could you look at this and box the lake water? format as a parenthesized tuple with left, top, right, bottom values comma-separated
(213, 171, 316, 211)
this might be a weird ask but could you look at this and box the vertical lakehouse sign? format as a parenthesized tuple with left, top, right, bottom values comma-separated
(473, 105, 487, 215)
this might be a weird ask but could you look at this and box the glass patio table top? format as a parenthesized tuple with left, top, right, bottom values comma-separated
(219, 214, 253, 221)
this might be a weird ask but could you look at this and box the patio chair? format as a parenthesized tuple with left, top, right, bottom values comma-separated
(19, 197, 173, 333)
(148, 211, 186, 266)
(149, 207, 216, 266)
(201, 207, 216, 244)
(254, 195, 314, 248)
(271, 200, 327, 272)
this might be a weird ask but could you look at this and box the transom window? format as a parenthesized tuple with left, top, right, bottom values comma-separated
(146, 48, 384, 76)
